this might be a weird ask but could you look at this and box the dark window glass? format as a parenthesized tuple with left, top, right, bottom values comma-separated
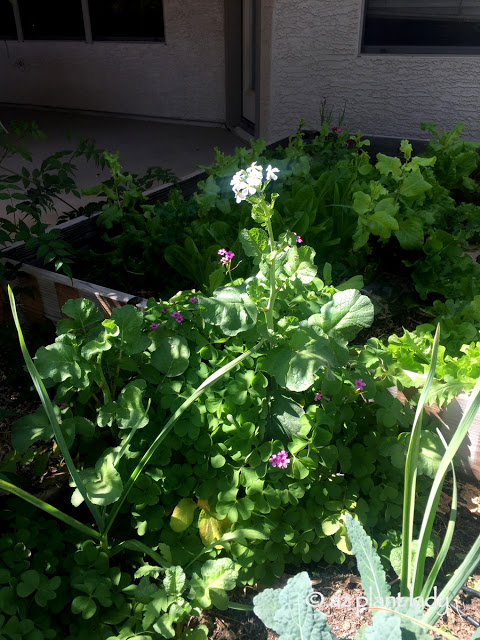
(0, 0, 17, 39)
(89, 0, 165, 41)
(362, 2, 480, 52)
(19, 0, 84, 40)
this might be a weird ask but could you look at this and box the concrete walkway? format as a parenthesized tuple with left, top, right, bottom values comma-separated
(0, 105, 248, 226)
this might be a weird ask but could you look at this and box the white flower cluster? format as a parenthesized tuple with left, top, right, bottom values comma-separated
(230, 162, 279, 203)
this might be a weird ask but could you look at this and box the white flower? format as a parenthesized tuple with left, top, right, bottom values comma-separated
(247, 161, 263, 177)
(234, 187, 249, 203)
(230, 170, 246, 190)
(266, 165, 280, 181)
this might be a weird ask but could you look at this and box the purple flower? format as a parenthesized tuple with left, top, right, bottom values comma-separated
(189, 296, 197, 303)
(150, 322, 160, 329)
(171, 311, 184, 323)
(314, 393, 330, 402)
(331, 126, 343, 133)
(293, 232, 303, 244)
(355, 378, 366, 391)
(161, 308, 167, 313)
(269, 450, 290, 469)
(218, 248, 235, 264)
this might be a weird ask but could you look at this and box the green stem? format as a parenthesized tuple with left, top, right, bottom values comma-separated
(96, 354, 112, 405)
(265, 218, 277, 334)
(0, 478, 101, 540)
(101, 339, 265, 539)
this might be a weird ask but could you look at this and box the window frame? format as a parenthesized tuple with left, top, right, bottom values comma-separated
(4, 0, 165, 44)
(360, 1, 480, 55)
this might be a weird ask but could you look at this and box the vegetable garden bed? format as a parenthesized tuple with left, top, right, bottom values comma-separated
(1, 118, 480, 640)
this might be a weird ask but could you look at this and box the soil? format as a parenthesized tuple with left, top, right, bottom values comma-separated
(1, 328, 480, 640)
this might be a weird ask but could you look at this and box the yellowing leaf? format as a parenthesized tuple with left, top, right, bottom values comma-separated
(198, 509, 231, 547)
(170, 498, 197, 532)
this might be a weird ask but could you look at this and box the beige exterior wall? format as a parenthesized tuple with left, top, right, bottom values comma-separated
(266, 0, 480, 142)
(0, 0, 225, 123)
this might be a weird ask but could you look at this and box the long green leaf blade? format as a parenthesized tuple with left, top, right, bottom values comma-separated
(7, 285, 104, 531)
(401, 324, 440, 596)
(0, 477, 101, 540)
(412, 375, 480, 595)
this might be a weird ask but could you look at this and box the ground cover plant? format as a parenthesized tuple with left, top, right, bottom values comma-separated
(2, 162, 468, 639)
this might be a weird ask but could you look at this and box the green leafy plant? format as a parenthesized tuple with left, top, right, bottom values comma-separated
(254, 326, 480, 639)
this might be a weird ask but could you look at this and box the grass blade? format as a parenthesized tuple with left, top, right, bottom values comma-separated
(0, 476, 101, 540)
(7, 285, 104, 531)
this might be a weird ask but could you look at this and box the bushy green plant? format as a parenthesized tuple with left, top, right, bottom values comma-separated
(2, 161, 450, 637)
(0, 120, 106, 281)
(253, 328, 480, 639)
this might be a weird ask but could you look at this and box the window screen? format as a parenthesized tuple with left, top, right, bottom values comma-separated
(0, 0, 17, 39)
(19, 0, 84, 40)
(88, 0, 165, 41)
(362, 1, 480, 53)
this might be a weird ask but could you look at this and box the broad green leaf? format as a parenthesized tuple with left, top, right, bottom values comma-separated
(35, 341, 83, 384)
(201, 557, 238, 591)
(264, 393, 304, 440)
(116, 379, 149, 430)
(111, 305, 150, 355)
(163, 566, 186, 599)
(199, 285, 257, 336)
(253, 572, 335, 639)
(11, 406, 55, 452)
(352, 191, 371, 215)
(376, 154, 402, 178)
(369, 198, 399, 239)
(73, 450, 123, 506)
(345, 515, 390, 603)
(170, 498, 197, 532)
(263, 330, 337, 392)
(284, 245, 317, 284)
(151, 336, 190, 377)
(56, 298, 103, 335)
(398, 171, 432, 199)
(239, 227, 269, 262)
(313, 289, 374, 343)
(81, 319, 120, 359)
(395, 217, 424, 249)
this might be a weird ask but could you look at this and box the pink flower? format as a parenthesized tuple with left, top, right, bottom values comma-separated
(161, 308, 167, 313)
(171, 311, 183, 323)
(315, 393, 330, 402)
(150, 322, 160, 329)
(355, 378, 366, 391)
(331, 126, 343, 133)
(293, 232, 303, 244)
(189, 296, 197, 303)
(269, 450, 290, 469)
(218, 248, 235, 264)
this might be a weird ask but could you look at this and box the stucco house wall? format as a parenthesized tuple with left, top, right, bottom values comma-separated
(0, 0, 225, 124)
(267, 0, 480, 142)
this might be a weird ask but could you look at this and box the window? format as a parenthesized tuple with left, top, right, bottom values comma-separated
(362, 1, 480, 53)
(88, 0, 165, 41)
(3, 0, 164, 42)
(0, 0, 17, 39)
(19, 0, 84, 40)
